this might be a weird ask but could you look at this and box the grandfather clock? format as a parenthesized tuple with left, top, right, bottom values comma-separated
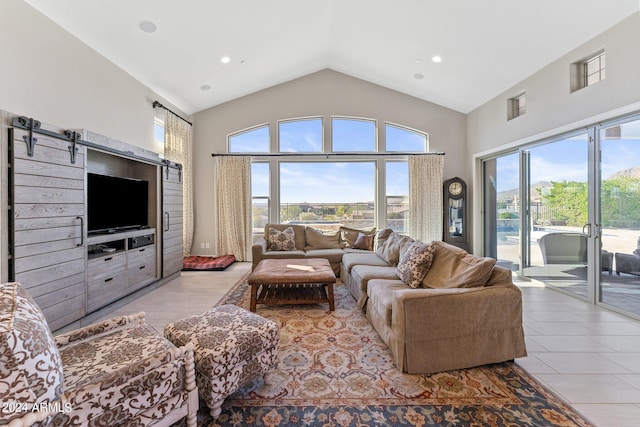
(443, 177, 469, 251)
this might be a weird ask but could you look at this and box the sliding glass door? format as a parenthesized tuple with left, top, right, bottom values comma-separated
(483, 114, 640, 318)
(521, 134, 591, 299)
(598, 118, 640, 316)
(483, 152, 520, 270)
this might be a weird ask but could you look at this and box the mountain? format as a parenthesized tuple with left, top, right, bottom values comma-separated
(497, 181, 551, 203)
(607, 166, 640, 180)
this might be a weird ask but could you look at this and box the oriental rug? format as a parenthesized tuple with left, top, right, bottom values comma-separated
(196, 275, 593, 426)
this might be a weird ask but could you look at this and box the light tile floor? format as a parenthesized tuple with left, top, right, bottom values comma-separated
(94, 262, 640, 427)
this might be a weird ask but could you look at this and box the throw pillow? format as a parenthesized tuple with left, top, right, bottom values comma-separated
(339, 226, 376, 248)
(304, 227, 341, 250)
(352, 232, 374, 250)
(265, 223, 306, 250)
(422, 241, 496, 288)
(397, 242, 436, 288)
(267, 226, 296, 251)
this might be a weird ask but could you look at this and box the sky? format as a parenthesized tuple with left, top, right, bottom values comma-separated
(496, 120, 640, 192)
(240, 118, 424, 203)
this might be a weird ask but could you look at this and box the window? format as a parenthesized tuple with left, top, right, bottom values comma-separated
(571, 50, 605, 92)
(585, 51, 606, 87)
(386, 123, 428, 152)
(229, 124, 270, 153)
(154, 118, 165, 153)
(251, 163, 270, 233)
(236, 116, 429, 233)
(331, 118, 376, 152)
(508, 92, 526, 120)
(279, 118, 322, 152)
(386, 161, 409, 232)
(279, 162, 375, 231)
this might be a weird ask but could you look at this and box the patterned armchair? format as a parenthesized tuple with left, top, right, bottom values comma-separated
(0, 282, 198, 427)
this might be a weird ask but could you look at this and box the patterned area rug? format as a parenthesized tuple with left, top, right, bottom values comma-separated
(195, 275, 593, 426)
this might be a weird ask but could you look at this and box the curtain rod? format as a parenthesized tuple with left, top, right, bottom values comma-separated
(211, 152, 444, 157)
(152, 101, 193, 126)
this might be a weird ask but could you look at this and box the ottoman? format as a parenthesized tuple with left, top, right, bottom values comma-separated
(164, 304, 280, 418)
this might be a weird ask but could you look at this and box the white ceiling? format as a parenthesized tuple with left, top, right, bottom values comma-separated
(24, 0, 640, 115)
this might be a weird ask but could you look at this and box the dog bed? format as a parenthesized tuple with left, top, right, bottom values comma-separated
(183, 255, 236, 271)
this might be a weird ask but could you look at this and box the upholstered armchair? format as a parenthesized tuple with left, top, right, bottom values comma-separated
(0, 282, 198, 427)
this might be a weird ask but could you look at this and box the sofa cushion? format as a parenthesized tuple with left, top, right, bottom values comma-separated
(367, 280, 410, 327)
(485, 265, 513, 287)
(0, 282, 64, 419)
(397, 242, 436, 288)
(340, 226, 376, 248)
(351, 265, 399, 294)
(265, 223, 306, 250)
(305, 227, 341, 250)
(375, 232, 414, 266)
(305, 248, 345, 264)
(341, 252, 389, 274)
(422, 241, 496, 289)
(373, 228, 394, 251)
(267, 226, 296, 251)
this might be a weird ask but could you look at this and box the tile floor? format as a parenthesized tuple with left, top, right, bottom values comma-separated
(94, 262, 640, 427)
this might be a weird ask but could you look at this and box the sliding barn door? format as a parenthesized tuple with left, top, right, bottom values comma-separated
(10, 127, 86, 330)
(162, 163, 183, 277)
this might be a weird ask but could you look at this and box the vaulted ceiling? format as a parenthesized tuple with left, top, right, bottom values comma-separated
(24, 0, 640, 115)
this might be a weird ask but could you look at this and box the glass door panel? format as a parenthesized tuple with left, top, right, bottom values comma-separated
(522, 134, 590, 298)
(483, 153, 520, 270)
(599, 119, 640, 316)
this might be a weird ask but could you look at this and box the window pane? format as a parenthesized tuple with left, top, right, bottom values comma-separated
(154, 120, 164, 145)
(279, 118, 322, 152)
(332, 118, 376, 152)
(229, 125, 270, 153)
(386, 124, 427, 152)
(386, 161, 408, 232)
(279, 162, 375, 232)
(251, 163, 270, 233)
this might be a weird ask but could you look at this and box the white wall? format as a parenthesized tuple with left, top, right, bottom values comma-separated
(0, 0, 189, 152)
(467, 12, 640, 156)
(192, 69, 467, 255)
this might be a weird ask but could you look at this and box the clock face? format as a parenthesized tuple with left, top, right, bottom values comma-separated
(449, 181, 463, 196)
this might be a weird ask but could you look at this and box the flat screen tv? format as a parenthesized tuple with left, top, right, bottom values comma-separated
(88, 173, 149, 234)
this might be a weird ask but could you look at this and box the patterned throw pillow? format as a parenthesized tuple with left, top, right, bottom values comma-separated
(397, 242, 435, 288)
(267, 226, 296, 251)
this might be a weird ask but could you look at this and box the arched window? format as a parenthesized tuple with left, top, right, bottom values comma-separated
(228, 124, 270, 153)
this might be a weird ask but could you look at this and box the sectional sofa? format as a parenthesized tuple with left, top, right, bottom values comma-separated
(252, 224, 527, 373)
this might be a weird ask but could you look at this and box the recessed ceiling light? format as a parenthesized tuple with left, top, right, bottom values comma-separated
(415, 59, 421, 64)
(431, 56, 442, 63)
(220, 56, 231, 64)
(139, 21, 157, 33)
(200, 84, 211, 91)
(240, 60, 247, 65)
(414, 73, 424, 80)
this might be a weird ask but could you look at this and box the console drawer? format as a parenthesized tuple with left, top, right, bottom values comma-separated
(87, 271, 127, 312)
(87, 252, 126, 281)
(128, 245, 155, 265)
(128, 261, 157, 290)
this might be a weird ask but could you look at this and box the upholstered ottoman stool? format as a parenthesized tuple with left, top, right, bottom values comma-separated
(164, 304, 279, 418)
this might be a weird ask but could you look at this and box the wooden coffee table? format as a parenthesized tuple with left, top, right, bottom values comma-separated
(248, 258, 336, 312)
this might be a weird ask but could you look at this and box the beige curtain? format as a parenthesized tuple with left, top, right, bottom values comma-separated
(408, 154, 444, 242)
(164, 111, 194, 256)
(214, 156, 252, 261)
